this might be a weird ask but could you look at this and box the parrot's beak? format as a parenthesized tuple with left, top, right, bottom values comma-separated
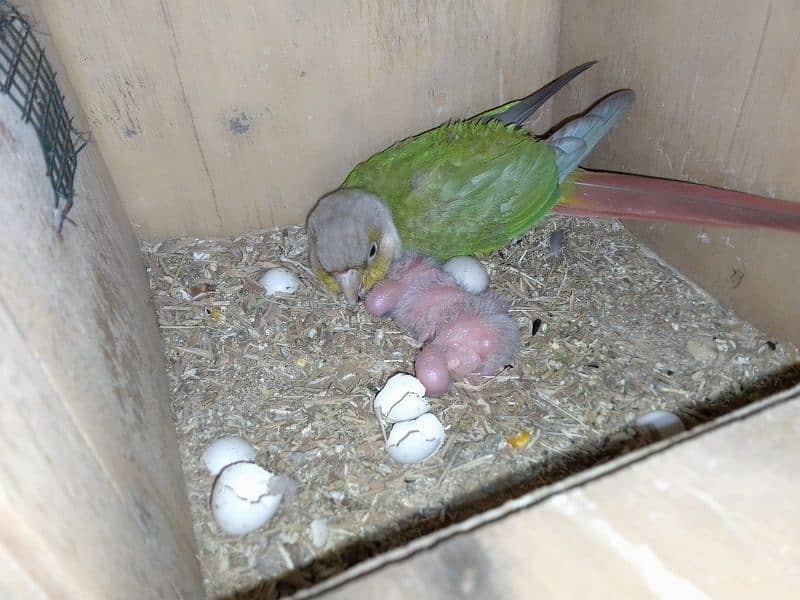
(334, 269, 362, 305)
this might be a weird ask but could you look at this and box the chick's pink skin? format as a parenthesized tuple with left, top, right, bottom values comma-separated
(364, 279, 403, 316)
(395, 284, 464, 342)
(366, 255, 434, 317)
(364, 254, 435, 317)
(414, 345, 451, 397)
(417, 306, 518, 397)
(436, 308, 517, 379)
(367, 252, 520, 397)
(366, 254, 466, 342)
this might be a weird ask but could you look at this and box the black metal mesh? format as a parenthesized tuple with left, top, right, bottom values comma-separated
(0, 2, 88, 232)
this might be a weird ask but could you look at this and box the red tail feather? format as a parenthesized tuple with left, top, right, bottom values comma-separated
(556, 172, 800, 233)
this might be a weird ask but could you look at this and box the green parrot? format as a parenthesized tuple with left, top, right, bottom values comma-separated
(307, 61, 800, 304)
(307, 61, 632, 303)
(308, 62, 800, 304)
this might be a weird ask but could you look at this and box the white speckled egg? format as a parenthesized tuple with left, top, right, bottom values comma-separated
(634, 410, 685, 440)
(374, 373, 430, 423)
(211, 462, 283, 536)
(443, 256, 489, 294)
(202, 436, 257, 476)
(385, 413, 445, 464)
(259, 267, 299, 295)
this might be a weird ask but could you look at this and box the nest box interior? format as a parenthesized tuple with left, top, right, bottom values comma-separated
(1, 2, 798, 598)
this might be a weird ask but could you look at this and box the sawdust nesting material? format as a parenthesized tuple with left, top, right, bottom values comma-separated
(140, 216, 799, 599)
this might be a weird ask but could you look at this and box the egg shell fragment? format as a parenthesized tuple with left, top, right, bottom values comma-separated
(386, 413, 445, 464)
(374, 373, 430, 423)
(202, 436, 257, 476)
(211, 462, 283, 536)
(309, 518, 328, 548)
(259, 267, 300, 295)
(442, 256, 489, 294)
(634, 410, 686, 440)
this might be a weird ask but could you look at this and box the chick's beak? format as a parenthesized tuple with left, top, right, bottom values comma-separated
(334, 268, 362, 305)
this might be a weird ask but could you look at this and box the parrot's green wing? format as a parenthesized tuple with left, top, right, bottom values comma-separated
(338, 63, 632, 263)
(342, 120, 561, 260)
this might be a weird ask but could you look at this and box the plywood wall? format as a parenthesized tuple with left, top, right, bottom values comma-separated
(30, 1, 800, 341)
(0, 4, 203, 595)
(557, 0, 800, 345)
(36, 0, 560, 239)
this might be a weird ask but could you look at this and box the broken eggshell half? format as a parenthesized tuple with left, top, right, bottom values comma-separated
(373, 373, 430, 423)
(211, 461, 283, 536)
(202, 435, 257, 477)
(385, 413, 446, 464)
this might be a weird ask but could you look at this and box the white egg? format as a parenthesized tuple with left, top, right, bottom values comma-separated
(386, 413, 445, 464)
(202, 436, 257, 476)
(259, 267, 299, 295)
(443, 256, 489, 294)
(634, 410, 685, 440)
(211, 462, 283, 536)
(374, 373, 429, 423)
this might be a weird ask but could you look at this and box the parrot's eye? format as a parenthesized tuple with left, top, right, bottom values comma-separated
(368, 242, 378, 261)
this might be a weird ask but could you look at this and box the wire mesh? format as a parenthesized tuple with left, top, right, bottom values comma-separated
(0, 2, 88, 232)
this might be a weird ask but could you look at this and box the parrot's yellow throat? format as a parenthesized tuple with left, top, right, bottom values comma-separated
(315, 248, 392, 304)
(306, 188, 402, 304)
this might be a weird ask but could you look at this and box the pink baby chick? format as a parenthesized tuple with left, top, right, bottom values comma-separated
(366, 253, 519, 397)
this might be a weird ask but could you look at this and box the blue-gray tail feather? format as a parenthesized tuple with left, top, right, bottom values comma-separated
(548, 89, 635, 182)
(489, 61, 597, 126)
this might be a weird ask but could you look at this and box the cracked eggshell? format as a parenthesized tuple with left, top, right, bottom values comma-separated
(202, 436, 257, 476)
(259, 267, 299, 295)
(211, 462, 283, 536)
(374, 373, 429, 423)
(442, 256, 489, 294)
(386, 413, 445, 464)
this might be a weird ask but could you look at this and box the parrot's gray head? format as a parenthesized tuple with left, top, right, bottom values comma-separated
(307, 188, 401, 304)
